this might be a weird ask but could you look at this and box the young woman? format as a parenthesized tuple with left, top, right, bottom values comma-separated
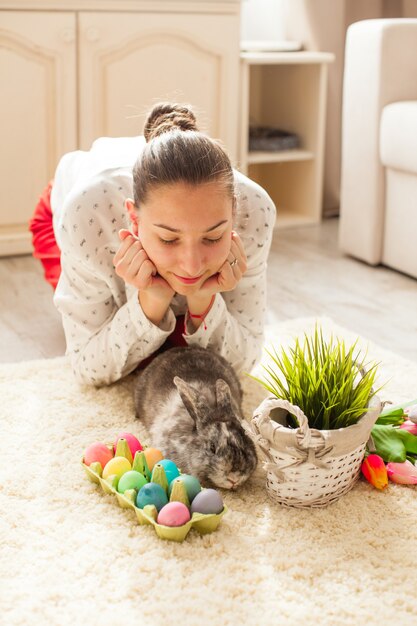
(30, 103, 276, 385)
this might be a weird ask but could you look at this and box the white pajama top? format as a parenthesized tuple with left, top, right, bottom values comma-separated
(51, 136, 276, 386)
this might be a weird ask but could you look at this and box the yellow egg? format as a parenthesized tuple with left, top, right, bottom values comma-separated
(144, 447, 164, 472)
(102, 456, 131, 479)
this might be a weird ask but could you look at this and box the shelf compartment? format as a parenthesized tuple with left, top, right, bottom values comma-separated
(248, 160, 322, 230)
(274, 210, 321, 229)
(241, 51, 335, 65)
(248, 149, 314, 165)
(239, 52, 333, 229)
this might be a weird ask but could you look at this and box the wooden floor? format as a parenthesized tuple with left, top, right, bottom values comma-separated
(1, 217, 416, 364)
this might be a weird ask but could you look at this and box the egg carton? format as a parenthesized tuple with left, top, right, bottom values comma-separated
(81, 447, 228, 542)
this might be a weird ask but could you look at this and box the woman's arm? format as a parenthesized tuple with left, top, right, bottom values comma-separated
(182, 176, 276, 373)
(53, 175, 176, 386)
(54, 252, 176, 386)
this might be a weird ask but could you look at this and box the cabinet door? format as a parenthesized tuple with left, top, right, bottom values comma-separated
(0, 11, 77, 256)
(78, 11, 240, 162)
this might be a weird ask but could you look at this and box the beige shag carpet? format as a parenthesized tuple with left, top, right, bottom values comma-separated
(1, 317, 416, 626)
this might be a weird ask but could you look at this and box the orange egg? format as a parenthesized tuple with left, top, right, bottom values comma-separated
(144, 447, 164, 471)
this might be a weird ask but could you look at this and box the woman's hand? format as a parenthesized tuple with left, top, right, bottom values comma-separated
(186, 231, 247, 321)
(113, 230, 174, 324)
(201, 231, 247, 296)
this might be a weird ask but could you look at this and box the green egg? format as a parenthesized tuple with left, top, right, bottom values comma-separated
(168, 474, 201, 502)
(117, 470, 148, 494)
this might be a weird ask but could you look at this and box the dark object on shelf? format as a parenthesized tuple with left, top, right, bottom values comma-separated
(249, 126, 300, 152)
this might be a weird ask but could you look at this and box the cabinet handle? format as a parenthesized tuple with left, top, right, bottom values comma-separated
(85, 27, 100, 42)
(61, 28, 75, 43)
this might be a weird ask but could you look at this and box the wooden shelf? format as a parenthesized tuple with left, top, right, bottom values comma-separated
(241, 51, 335, 65)
(248, 149, 314, 165)
(239, 51, 334, 229)
(274, 209, 320, 230)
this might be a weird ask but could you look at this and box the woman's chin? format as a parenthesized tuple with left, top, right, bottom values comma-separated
(171, 282, 202, 296)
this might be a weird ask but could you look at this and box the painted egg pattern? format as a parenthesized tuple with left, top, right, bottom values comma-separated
(137, 482, 168, 512)
(102, 456, 131, 479)
(85, 438, 225, 532)
(157, 502, 191, 527)
(117, 470, 148, 494)
(143, 447, 164, 471)
(84, 442, 113, 469)
(190, 489, 224, 515)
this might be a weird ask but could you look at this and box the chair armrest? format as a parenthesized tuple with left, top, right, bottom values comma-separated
(339, 19, 417, 264)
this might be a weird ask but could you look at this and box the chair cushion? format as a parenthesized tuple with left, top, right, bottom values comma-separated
(380, 101, 417, 174)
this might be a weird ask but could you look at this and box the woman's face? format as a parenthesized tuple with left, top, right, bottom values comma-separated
(136, 182, 234, 296)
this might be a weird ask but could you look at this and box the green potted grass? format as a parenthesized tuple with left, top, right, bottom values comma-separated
(249, 326, 382, 508)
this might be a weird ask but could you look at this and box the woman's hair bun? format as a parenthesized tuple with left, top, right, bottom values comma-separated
(143, 102, 198, 142)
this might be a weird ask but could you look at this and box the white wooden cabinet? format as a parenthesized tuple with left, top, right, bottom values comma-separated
(0, 11, 77, 255)
(239, 51, 334, 229)
(77, 11, 239, 153)
(0, 1, 240, 256)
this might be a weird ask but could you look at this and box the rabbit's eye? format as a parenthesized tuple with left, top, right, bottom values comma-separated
(210, 443, 217, 454)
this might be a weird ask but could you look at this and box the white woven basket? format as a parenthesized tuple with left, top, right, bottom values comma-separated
(248, 396, 381, 508)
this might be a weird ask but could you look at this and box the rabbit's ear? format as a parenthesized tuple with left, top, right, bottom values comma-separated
(216, 379, 233, 411)
(173, 376, 207, 423)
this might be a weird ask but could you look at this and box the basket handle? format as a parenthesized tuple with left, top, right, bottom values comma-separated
(252, 396, 318, 448)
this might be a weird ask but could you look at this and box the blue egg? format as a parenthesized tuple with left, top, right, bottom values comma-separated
(168, 474, 202, 502)
(136, 482, 168, 512)
(158, 459, 180, 484)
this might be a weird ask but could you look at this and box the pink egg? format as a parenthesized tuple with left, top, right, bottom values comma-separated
(113, 432, 143, 458)
(84, 442, 114, 469)
(157, 502, 191, 527)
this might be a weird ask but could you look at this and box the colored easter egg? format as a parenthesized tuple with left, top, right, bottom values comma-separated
(114, 432, 143, 459)
(157, 502, 191, 527)
(117, 470, 148, 494)
(136, 482, 168, 511)
(143, 447, 164, 471)
(84, 442, 113, 469)
(190, 489, 224, 515)
(158, 459, 180, 484)
(168, 474, 201, 503)
(102, 456, 131, 480)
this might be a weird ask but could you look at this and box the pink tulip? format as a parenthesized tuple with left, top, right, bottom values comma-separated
(400, 420, 417, 435)
(361, 454, 388, 490)
(404, 404, 417, 423)
(386, 460, 417, 485)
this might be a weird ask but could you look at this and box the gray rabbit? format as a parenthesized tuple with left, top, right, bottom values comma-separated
(134, 346, 257, 489)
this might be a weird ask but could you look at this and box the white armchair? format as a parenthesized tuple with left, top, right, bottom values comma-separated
(339, 19, 417, 279)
